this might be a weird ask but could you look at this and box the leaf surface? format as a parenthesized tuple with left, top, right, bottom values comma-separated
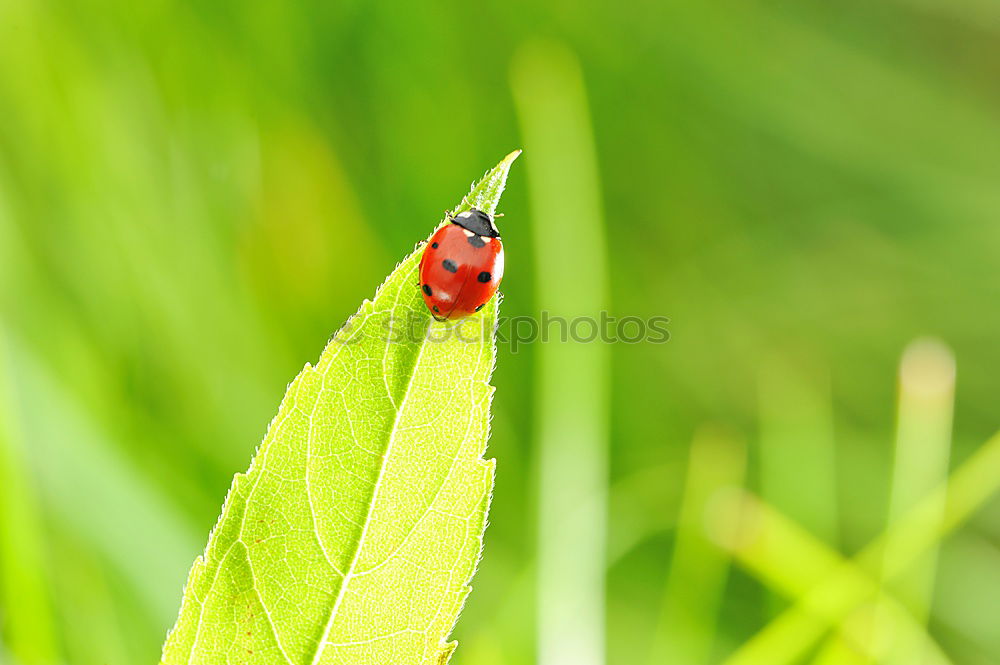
(160, 151, 520, 665)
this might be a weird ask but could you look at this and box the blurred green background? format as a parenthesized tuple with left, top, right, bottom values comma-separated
(2, 0, 1000, 664)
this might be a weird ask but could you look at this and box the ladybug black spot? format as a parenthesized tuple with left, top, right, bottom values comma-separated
(477, 271, 491, 283)
(467, 235, 486, 248)
(442, 259, 458, 273)
(431, 242, 439, 249)
(433, 306, 440, 313)
(475, 304, 484, 312)
(422, 284, 433, 296)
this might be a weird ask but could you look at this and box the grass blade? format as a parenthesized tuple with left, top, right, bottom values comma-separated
(876, 339, 955, 663)
(717, 425, 1000, 665)
(511, 40, 610, 665)
(0, 335, 59, 664)
(709, 491, 953, 665)
(649, 427, 745, 665)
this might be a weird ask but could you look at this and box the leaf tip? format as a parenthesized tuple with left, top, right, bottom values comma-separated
(462, 149, 522, 216)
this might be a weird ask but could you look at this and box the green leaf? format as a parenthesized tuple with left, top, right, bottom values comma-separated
(160, 150, 520, 665)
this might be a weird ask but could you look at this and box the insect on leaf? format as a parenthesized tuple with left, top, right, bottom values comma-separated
(160, 150, 520, 665)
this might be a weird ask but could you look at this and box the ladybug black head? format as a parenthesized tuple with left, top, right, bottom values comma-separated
(451, 209, 499, 238)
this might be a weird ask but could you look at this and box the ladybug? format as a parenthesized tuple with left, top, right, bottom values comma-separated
(419, 208, 505, 321)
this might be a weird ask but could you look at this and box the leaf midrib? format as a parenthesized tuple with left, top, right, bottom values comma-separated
(306, 311, 432, 665)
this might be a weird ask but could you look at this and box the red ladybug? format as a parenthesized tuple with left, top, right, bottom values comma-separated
(419, 208, 505, 321)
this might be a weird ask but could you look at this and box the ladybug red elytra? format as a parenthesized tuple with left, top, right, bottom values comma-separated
(418, 208, 504, 321)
